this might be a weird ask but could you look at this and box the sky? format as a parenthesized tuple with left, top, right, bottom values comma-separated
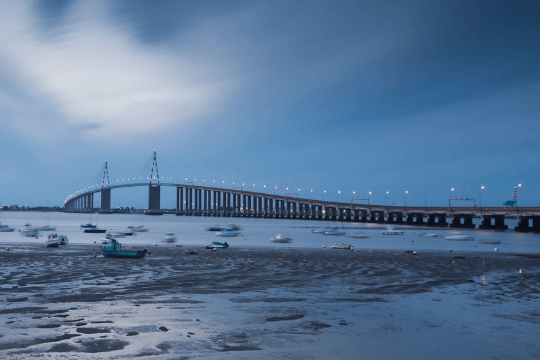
(1, 0, 539, 209)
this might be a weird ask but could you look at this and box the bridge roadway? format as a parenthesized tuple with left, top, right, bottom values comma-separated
(64, 183, 540, 232)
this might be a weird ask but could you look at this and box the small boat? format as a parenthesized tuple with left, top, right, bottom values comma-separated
(347, 233, 369, 239)
(312, 228, 326, 234)
(101, 238, 147, 259)
(21, 224, 39, 237)
(479, 240, 501, 244)
(45, 233, 69, 247)
(227, 224, 241, 231)
(0, 222, 15, 232)
(162, 232, 176, 243)
(332, 242, 353, 250)
(216, 228, 239, 237)
(38, 225, 56, 231)
(80, 223, 97, 230)
(420, 233, 439, 238)
(127, 225, 148, 232)
(207, 225, 222, 231)
(445, 235, 474, 241)
(382, 230, 404, 235)
(84, 228, 107, 233)
(270, 235, 292, 243)
(206, 241, 229, 249)
(324, 228, 345, 236)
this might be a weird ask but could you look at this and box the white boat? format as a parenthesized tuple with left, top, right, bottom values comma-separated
(324, 228, 346, 236)
(332, 242, 353, 250)
(39, 215, 56, 231)
(420, 233, 439, 238)
(0, 222, 15, 232)
(21, 224, 39, 237)
(270, 235, 292, 243)
(312, 228, 326, 234)
(382, 229, 404, 235)
(109, 231, 126, 238)
(127, 225, 148, 232)
(445, 235, 474, 241)
(38, 225, 56, 231)
(45, 233, 69, 247)
(216, 228, 239, 237)
(347, 233, 369, 239)
(162, 232, 176, 243)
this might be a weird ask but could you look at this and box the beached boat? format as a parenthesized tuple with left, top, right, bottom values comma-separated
(206, 241, 229, 249)
(312, 228, 326, 234)
(445, 235, 474, 241)
(324, 228, 345, 236)
(332, 242, 353, 250)
(162, 232, 176, 243)
(479, 240, 501, 244)
(127, 225, 148, 232)
(347, 233, 369, 239)
(45, 233, 69, 247)
(420, 233, 439, 238)
(101, 238, 147, 259)
(216, 228, 239, 237)
(270, 235, 292, 243)
(382, 229, 404, 235)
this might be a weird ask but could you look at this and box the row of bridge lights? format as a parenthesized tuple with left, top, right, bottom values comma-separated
(67, 178, 521, 207)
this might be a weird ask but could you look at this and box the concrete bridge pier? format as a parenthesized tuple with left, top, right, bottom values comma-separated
(225, 193, 232, 217)
(514, 216, 534, 232)
(479, 215, 508, 230)
(450, 214, 475, 229)
(426, 214, 448, 227)
(177, 187, 183, 215)
(100, 188, 111, 213)
(343, 209, 352, 222)
(387, 212, 403, 224)
(146, 184, 163, 215)
(369, 210, 384, 223)
(405, 213, 424, 226)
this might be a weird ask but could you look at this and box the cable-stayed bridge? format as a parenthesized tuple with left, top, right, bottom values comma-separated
(64, 152, 540, 233)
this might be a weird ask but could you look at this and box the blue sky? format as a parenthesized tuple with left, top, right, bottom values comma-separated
(1, 0, 539, 208)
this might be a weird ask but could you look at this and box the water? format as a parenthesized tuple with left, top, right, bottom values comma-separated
(1, 211, 539, 253)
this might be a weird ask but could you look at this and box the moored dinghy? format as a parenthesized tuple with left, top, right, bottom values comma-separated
(162, 232, 176, 243)
(216, 228, 239, 237)
(270, 234, 292, 243)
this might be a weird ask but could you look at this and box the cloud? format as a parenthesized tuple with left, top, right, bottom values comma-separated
(0, 2, 236, 138)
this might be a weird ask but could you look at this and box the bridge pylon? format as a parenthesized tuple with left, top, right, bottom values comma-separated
(146, 150, 163, 215)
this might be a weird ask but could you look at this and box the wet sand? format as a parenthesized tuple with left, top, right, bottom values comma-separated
(1, 244, 539, 359)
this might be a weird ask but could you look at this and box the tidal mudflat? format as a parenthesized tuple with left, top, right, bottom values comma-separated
(1, 244, 539, 359)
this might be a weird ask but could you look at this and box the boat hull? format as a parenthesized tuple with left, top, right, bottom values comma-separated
(84, 229, 107, 233)
(102, 250, 147, 259)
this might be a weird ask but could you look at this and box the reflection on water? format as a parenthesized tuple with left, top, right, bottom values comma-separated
(0, 211, 539, 253)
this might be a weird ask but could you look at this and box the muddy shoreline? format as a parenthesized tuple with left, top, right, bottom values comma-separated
(1, 245, 539, 358)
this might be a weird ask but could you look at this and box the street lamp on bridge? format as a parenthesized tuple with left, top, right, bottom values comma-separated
(404, 190, 408, 207)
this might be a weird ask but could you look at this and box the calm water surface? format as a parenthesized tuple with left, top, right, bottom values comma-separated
(1, 211, 539, 253)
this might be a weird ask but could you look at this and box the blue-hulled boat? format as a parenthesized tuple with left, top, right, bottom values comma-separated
(101, 238, 147, 259)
